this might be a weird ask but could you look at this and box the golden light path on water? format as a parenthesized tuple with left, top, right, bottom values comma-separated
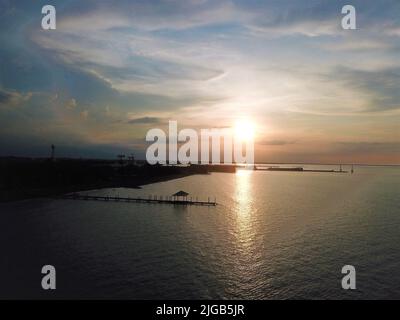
(234, 169, 255, 251)
(230, 168, 267, 298)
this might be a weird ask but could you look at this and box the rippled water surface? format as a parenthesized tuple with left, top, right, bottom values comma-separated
(1, 165, 400, 299)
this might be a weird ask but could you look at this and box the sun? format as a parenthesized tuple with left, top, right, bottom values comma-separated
(234, 119, 256, 142)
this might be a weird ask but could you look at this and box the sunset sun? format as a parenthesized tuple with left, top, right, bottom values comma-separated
(234, 120, 256, 142)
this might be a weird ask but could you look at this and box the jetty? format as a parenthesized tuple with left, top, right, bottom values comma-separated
(254, 166, 348, 173)
(58, 191, 217, 206)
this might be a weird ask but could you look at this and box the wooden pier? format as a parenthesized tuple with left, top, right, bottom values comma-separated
(59, 193, 217, 206)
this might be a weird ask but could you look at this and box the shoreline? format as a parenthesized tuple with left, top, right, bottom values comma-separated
(0, 159, 235, 203)
(0, 172, 201, 203)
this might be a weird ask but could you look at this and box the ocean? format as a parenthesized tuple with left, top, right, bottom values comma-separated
(1, 165, 399, 299)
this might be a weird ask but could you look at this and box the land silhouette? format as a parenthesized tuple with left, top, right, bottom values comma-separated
(0, 157, 235, 202)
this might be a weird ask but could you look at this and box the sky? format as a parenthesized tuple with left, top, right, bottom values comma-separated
(0, 0, 399, 164)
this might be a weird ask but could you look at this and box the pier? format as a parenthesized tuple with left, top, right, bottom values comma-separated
(59, 193, 217, 206)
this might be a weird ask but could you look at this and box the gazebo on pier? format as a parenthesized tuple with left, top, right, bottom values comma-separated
(172, 190, 189, 202)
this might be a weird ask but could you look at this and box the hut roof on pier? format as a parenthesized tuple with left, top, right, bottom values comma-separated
(172, 190, 189, 197)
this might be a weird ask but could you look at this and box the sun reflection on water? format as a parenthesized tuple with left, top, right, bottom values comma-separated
(234, 169, 254, 244)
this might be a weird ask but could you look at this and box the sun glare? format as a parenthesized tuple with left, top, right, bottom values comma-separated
(234, 120, 256, 142)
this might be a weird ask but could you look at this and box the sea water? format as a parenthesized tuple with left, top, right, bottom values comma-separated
(1, 165, 399, 299)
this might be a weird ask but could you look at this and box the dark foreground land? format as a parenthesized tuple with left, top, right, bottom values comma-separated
(0, 157, 236, 202)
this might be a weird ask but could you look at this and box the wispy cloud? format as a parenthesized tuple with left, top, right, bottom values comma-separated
(330, 67, 400, 112)
(127, 116, 165, 125)
(259, 139, 297, 146)
(0, 88, 32, 108)
(333, 141, 400, 159)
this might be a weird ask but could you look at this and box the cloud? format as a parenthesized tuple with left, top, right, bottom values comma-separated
(247, 19, 340, 38)
(127, 116, 164, 125)
(56, 0, 400, 39)
(330, 67, 400, 112)
(31, 9, 226, 101)
(334, 141, 400, 154)
(283, 64, 400, 116)
(0, 88, 32, 107)
(65, 98, 77, 109)
(259, 139, 297, 146)
(242, 0, 343, 38)
(320, 39, 394, 52)
(244, 0, 400, 39)
(57, 0, 247, 32)
(29, 0, 400, 118)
